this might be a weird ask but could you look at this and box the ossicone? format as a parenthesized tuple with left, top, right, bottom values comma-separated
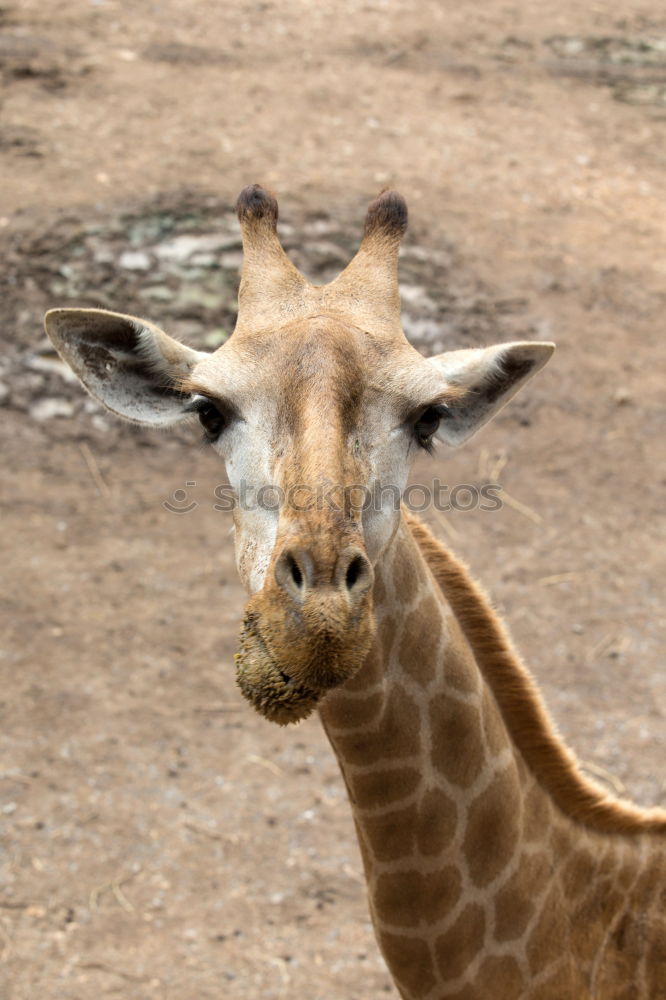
(363, 189, 408, 242)
(236, 184, 280, 228)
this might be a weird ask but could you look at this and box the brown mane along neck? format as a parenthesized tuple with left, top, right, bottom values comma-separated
(405, 510, 666, 836)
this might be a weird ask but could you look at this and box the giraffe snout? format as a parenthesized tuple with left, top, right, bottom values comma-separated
(274, 544, 373, 606)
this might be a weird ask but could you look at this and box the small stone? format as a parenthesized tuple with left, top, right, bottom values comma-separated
(139, 285, 174, 302)
(558, 37, 586, 57)
(91, 414, 111, 433)
(26, 354, 78, 383)
(401, 316, 442, 345)
(614, 387, 632, 406)
(399, 284, 436, 311)
(571, 623, 584, 634)
(92, 247, 114, 265)
(190, 252, 217, 268)
(119, 250, 152, 271)
(154, 234, 240, 264)
(139, 285, 175, 302)
(30, 398, 75, 421)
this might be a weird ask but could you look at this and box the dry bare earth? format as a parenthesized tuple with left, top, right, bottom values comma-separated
(0, 2, 665, 998)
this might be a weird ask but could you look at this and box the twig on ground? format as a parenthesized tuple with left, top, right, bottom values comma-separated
(538, 572, 584, 586)
(247, 754, 284, 777)
(79, 443, 111, 500)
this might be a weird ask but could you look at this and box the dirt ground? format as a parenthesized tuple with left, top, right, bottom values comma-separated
(1, 1, 665, 998)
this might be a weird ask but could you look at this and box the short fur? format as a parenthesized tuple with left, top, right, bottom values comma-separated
(406, 510, 666, 834)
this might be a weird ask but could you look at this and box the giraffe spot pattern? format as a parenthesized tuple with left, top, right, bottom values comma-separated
(398, 594, 441, 684)
(441, 622, 479, 695)
(430, 695, 485, 788)
(493, 882, 535, 943)
(363, 804, 417, 862)
(335, 646, 383, 694)
(494, 849, 551, 942)
(393, 544, 427, 602)
(561, 846, 596, 901)
(474, 955, 525, 996)
(416, 786, 458, 856)
(350, 765, 421, 809)
(463, 765, 522, 888)
(480, 686, 507, 757)
(373, 568, 388, 606)
(522, 779, 553, 842)
(379, 608, 399, 664)
(524, 962, 573, 1000)
(526, 882, 568, 977)
(374, 865, 462, 928)
(646, 933, 666, 999)
(440, 985, 477, 1000)
(435, 902, 486, 982)
(335, 684, 421, 765)
(378, 931, 437, 996)
(327, 691, 383, 730)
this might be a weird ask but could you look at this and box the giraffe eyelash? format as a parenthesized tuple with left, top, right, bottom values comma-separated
(413, 403, 450, 453)
(185, 394, 230, 443)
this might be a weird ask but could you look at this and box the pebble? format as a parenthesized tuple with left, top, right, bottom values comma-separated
(29, 398, 75, 421)
(119, 250, 152, 271)
(26, 354, 78, 383)
(91, 415, 111, 433)
(154, 233, 241, 264)
(399, 283, 436, 311)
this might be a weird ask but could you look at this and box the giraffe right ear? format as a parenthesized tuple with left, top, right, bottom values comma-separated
(44, 308, 209, 426)
(428, 341, 555, 447)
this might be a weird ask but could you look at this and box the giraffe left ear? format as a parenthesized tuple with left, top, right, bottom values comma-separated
(44, 308, 209, 426)
(428, 341, 555, 447)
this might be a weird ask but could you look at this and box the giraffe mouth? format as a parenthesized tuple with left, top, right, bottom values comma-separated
(234, 621, 322, 726)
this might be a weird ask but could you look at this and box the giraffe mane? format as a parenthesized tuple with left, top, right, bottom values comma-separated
(406, 510, 666, 835)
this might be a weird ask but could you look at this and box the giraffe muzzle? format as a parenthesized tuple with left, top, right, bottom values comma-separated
(235, 622, 322, 726)
(234, 555, 376, 725)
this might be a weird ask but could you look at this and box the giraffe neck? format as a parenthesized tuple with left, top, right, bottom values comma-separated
(319, 516, 666, 1000)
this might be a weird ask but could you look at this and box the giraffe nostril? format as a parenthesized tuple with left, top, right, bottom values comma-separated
(345, 555, 365, 591)
(338, 548, 373, 599)
(287, 555, 303, 590)
(274, 549, 312, 602)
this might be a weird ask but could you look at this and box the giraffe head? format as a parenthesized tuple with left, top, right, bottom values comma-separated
(45, 186, 553, 725)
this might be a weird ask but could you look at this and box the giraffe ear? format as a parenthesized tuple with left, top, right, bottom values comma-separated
(44, 308, 209, 426)
(428, 341, 554, 447)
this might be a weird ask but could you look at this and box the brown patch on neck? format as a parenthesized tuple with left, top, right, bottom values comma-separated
(405, 510, 666, 836)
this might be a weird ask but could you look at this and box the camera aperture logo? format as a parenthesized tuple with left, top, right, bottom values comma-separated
(163, 480, 503, 515)
(163, 481, 199, 514)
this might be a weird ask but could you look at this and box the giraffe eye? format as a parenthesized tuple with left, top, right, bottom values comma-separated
(414, 406, 444, 449)
(198, 402, 226, 440)
(186, 395, 228, 441)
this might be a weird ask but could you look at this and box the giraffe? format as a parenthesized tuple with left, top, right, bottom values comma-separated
(44, 185, 666, 999)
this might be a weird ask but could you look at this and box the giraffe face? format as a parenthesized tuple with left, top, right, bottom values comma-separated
(44, 186, 553, 725)
(184, 316, 451, 723)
